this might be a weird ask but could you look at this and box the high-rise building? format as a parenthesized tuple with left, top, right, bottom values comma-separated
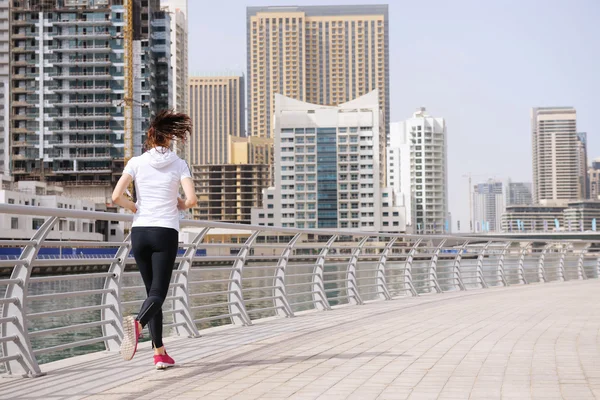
(0, 0, 8, 175)
(506, 180, 533, 206)
(401, 107, 448, 235)
(588, 159, 600, 200)
(161, 0, 188, 118)
(188, 75, 245, 165)
(252, 91, 405, 232)
(472, 180, 504, 232)
(10, 0, 126, 196)
(9, 0, 170, 202)
(150, 10, 172, 113)
(134, 0, 172, 157)
(532, 107, 581, 206)
(246, 5, 390, 142)
(577, 132, 588, 199)
(387, 121, 411, 228)
(191, 164, 270, 223)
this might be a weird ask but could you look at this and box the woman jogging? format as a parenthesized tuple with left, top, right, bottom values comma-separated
(111, 110, 197, 369)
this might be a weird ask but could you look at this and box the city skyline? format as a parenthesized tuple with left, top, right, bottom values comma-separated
(188, 0, 600, 232)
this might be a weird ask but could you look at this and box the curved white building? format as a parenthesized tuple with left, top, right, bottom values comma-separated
(252, 90, 405, 232)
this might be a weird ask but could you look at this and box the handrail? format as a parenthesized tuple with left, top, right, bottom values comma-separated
(1, 204, 594, 243)
(0, 204, 599, 378)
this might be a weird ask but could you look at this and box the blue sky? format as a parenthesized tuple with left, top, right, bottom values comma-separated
(188, 0, 600, 232)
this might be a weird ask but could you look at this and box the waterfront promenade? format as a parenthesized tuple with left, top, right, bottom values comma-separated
(2, 280, 599, 400)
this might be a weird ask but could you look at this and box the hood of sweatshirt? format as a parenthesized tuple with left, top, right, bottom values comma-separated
(146, 147, 178, 169)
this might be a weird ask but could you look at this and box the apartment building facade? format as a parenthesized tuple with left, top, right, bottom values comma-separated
(252, 91, 405, 232)
(9, 0, 171, 202)
(531, 107, 582, 206)
(188, 75, 245, 165)
(246, 5, 390, 142)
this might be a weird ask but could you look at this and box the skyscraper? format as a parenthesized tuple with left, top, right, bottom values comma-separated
(472, 180, 504, 232)
(9, 0, 171, 202)
(402, 108, 448, 235)
(161, 0, 188, 158)
(188, 75, 245, 165)
(506, 180, 533, 206)
(246, 5, 389, 141)
(252, 90, 405, 232)
(387, 122, 411, 228)
(577, 132, 588, 199)
(532, 107, 581, 205)
(10, 0, 127, 196)
(0, 0, 8, 175)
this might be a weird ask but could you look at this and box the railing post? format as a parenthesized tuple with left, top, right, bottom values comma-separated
(172, 229, 207, 338)
(497, 241, 512, 287)
(452, 240, 468, 291)
(312, 235, 336, 310)
(228, 231, 258, 326)
(429, 239, 445, 293)
(518, 242, 531, 285)
(404, 238, 421, 296)
(538, 243, 550, 283)
(475, 241, 491, 289)
(100, 233, 130, 352)
(375, 237, 396, 300)
(558, 243, 568, 282)
(273, 233, 300, 318)
(2, 216, 57, 377)
(577, 243, 590, 280)
(346, 237, 367, 305)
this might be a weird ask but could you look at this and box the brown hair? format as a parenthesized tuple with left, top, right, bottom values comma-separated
(144, 109, 192, 151)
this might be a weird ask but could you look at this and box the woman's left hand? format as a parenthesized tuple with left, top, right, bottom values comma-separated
(177, 197, 186, 210)
(126, 201, 137, 214)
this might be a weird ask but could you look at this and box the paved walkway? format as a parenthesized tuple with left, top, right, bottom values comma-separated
(2, 281, 600, 400)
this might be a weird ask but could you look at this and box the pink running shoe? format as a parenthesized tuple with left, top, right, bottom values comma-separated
(154, 352, 176, 370)
(120, 316, 140, 361)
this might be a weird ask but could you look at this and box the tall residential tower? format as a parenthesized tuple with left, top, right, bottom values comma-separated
(188, 75, 245, 165)
(161, 0, 188, 158)
(531, 107, 582, 206)
(10, 0, 171, 202)
(252, 91, 404, 232)
(472, 180, 504, 233)
(246, 5, 390, 142)
(0, 0, 8, 174)
(404, 108, 448, 235)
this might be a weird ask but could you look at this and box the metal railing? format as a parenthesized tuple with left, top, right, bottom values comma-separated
(0, 204, 598, 378)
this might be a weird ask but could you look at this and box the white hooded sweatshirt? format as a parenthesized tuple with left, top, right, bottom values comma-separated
(123, 147, 191, 231)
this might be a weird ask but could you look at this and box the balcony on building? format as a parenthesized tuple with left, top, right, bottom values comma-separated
(49, 71, 113, 81)
(52, 18, 112, 26)
(51, 57, 112, 66)
(50, 44, 112, 53)
(53, 86, 112, 94)
(53, 113, 113, 121)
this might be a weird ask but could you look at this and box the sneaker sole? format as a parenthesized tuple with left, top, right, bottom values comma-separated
(120, 316, 138, 361)
(155, 362, 175, 370)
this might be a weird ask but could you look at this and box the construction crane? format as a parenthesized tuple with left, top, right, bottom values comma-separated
(462, 172, 497, 232)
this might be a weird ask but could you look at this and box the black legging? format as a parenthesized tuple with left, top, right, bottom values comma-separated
(131, 226, 179, 348)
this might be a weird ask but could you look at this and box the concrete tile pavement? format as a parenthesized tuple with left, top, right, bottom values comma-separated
(1, 281, 599, 399)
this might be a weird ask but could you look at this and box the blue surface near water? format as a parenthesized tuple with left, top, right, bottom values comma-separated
(0, 247, 207, 259)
